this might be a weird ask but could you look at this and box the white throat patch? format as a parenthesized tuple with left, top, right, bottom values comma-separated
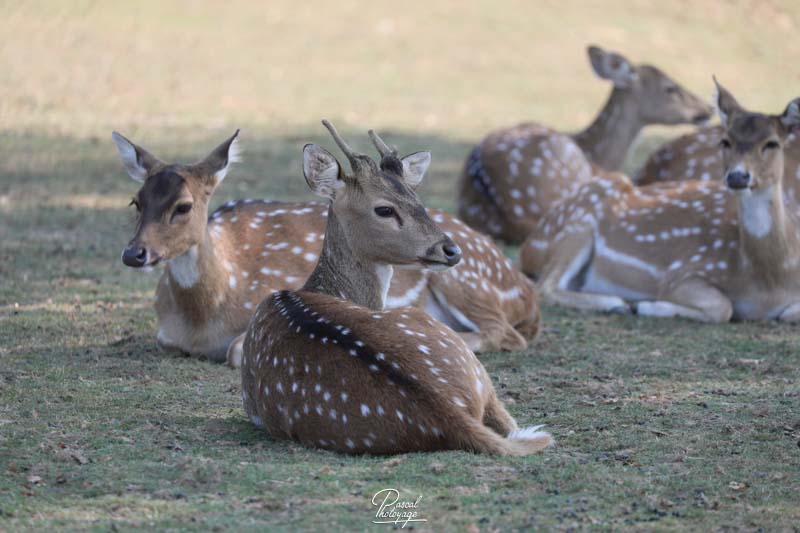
(374, 264, 394, 309)
(169, 245, 201, 288)
(740, 186, 774, 238)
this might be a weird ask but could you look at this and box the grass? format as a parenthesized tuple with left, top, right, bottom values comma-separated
(2, 1, 800, 530)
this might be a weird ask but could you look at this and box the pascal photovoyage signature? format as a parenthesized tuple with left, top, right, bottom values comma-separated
(371, 488, 427, 528)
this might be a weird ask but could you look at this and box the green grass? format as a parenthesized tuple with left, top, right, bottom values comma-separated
(2, 1, 800, 531)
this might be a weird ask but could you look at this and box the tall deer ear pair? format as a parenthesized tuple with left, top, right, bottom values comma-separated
(302, 144, 432, 200)
(713, 76, 800, 133)
(111, 130, 241, 185)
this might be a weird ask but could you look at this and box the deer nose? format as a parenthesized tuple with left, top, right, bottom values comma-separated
(122, 246, 148, 268)
(725, 170, 751, 190)
(442, 241, 462, 266)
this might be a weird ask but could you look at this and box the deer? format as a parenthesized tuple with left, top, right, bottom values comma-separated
(518, 79, 800, 323)
(457, 45, 713, 244)
(239, 120, 553, 455)
(634, 119, 800, 206)
(115, 130, 540, 364)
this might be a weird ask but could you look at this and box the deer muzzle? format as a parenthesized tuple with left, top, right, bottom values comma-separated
(122, 246, 149, 268)
(725, 169, 751, 191)
(419, 238, 462, 270)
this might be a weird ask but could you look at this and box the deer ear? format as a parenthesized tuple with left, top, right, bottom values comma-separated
(197, 130, 241, 185)
(112, 132, 162, 182)
(303, 144, 343, 199)
(587, 45, 637, 89)
(713, 78, 743, 127)
(780, 98, 800, 133)
(400, 151, 431, 188)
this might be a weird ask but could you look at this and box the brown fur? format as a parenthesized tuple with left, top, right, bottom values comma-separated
(117, 136, 540, 362)
(520, 83, 800, 323)
(241, 290, 548, 455)
(456, 45, 711, 243)
(240, 122, 553, 455)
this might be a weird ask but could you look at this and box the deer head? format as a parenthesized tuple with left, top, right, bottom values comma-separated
(587, 45, 712, 126)
(114, 130, 240, 269)
(715, 79, 800, 193)
(302, 120, 461, 270)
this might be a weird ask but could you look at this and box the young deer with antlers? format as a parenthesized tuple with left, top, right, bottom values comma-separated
(519, 80, 800, 322)
(239, 121, 553, 455)
(457, 45, 712, 243)
(116, 130, 539, 363)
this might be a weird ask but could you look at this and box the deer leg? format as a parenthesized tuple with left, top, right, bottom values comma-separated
(777, 302, 800, 322)
(457, 332, 489, 352)
(156, 330, 190, 357)
(512, 300, 541, 345)
(424, 283, 510, 353)
(499, 324, 528, 352)
(635, 279, 733, 323)
(514, 315, 540, 343)
(483, 393, 519, 435)
(456, 321, 509, 353)
(226, 333, 246, 368)
(538, 233, 630, 313)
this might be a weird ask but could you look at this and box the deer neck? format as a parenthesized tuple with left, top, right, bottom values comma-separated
(302, 206, 391, 310)
(736, 182, 800, 285)
(572, 88, 643, 171)
(166, 228, 228, 317)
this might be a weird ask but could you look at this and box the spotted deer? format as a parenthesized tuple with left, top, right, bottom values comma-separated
(239, 120, 553, 455)
(115, 131, 540, 363)
(457, 45, 713, 243)
(634, 123, 800, 205)
(519, 80, 800, 322)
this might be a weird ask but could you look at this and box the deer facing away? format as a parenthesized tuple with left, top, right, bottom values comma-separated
(239, 121, 553, 455)
(115, 131, 541, 363)
(457, 45, 713, 244)
(519, 80, 800, 323)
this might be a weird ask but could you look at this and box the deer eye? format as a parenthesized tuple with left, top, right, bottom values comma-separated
(374, 206, 396, 218)
(763, 140, 780, 151)
(665, 85, 679, 95)
(719, 138, 732, 149)
(172, 203, 193, 220)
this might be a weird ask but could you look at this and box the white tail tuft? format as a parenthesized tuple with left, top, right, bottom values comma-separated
(507, 425, 554, 451)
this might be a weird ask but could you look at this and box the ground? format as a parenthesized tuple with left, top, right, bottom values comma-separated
(1, 1, 799, 531)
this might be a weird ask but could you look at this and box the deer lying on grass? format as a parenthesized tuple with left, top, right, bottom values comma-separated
(519, 80, 800, 322)
(457, 45, 712, 243)
(115, 130, 539, 363)
(239, 120, 553, 455)
(634, 122, 800, 202)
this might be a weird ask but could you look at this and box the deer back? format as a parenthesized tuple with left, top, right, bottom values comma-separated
(458, 123, 594, 244)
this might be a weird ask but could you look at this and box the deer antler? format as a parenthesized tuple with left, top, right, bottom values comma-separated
(368, 129, 397, 158)
(322, 119, 364, 169)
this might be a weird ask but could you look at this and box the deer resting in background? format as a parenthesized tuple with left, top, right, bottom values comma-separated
(519, 80, 800, 323)
(457, 45, 713, 244)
